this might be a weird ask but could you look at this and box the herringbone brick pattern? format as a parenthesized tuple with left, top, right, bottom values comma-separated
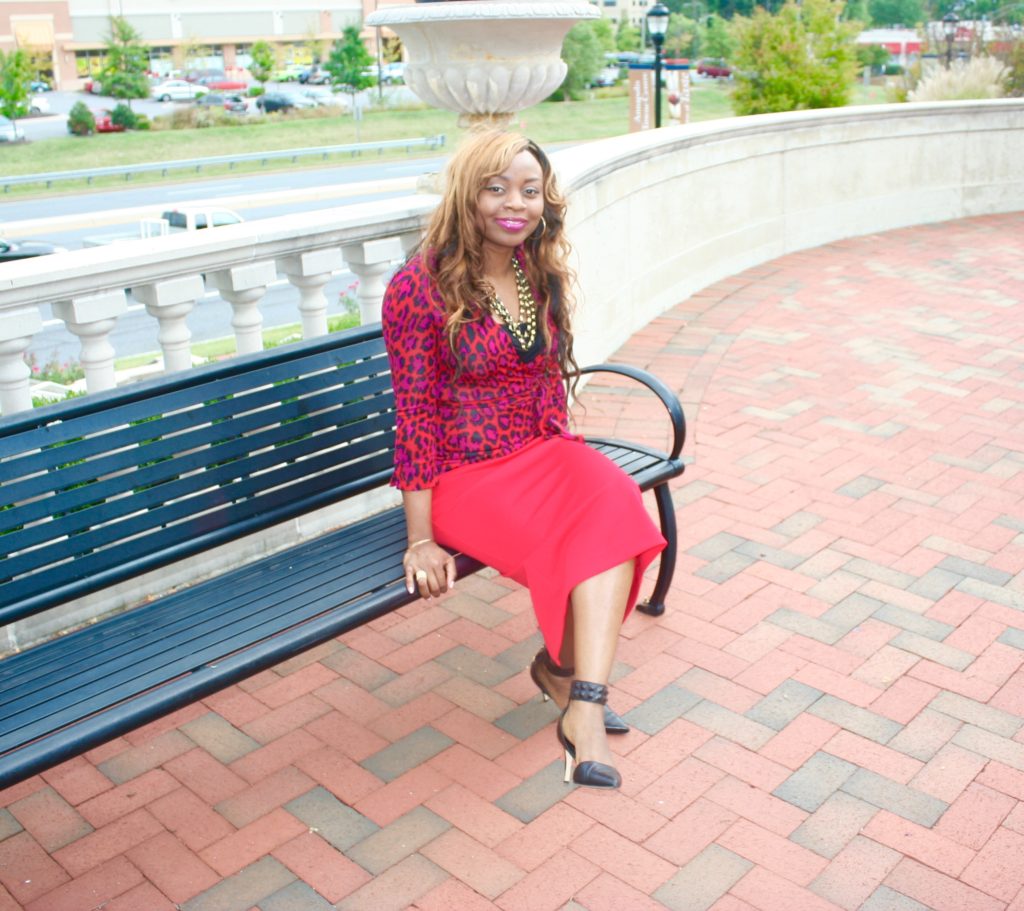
(2, 212, 1022, 910)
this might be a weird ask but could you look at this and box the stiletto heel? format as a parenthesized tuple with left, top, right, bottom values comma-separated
(530, 648, 630, 735)
(556, 680, 622, 790)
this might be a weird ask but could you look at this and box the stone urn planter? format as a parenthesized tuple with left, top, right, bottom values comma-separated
(366, 0, 599, 127)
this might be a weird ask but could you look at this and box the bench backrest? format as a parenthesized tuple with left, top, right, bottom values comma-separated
(0, 326, 394, 625)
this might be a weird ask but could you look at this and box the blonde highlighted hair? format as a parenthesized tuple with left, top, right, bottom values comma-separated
(421, 129, 578, 382)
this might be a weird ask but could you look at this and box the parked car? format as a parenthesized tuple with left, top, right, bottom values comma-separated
(696, 59, 732, 78)
(0, 115, 24, 143)
(379, 61, 406, 85)
(151, 79, 209, 101)
(0, 238, 68, 263)
(198, 75, 249, 91)
(30, 79, 51, 92)
(83, 79, 104, 94)
(272, 64, 307, 82)
(94, 109, 126, 133)
(299, 87, 346, 108)
(196, 92, 248, 113)
(588, 65, 620, 88)
(160, 207, 244, 231)
(298, 66, 331, 85)
(255, 91, 315, 112)
(29, 95, 50, 115)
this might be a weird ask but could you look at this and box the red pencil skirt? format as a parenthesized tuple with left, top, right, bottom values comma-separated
(430, 435, 666, 664)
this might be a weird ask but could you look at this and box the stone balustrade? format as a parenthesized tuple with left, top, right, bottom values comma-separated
(1, 99, 1022, 419)
(0, 196, 436, 415)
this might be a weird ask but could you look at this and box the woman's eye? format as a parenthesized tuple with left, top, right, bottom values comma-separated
(524, 187, 540, 197)
(486, 185, 504, 194)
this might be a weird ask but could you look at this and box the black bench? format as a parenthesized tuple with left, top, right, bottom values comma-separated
(0, 324, 685, 790)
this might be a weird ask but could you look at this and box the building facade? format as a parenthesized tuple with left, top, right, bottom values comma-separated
(0, 0, 378, 89)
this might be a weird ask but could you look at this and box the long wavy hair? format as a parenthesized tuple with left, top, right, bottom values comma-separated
(421, 130, 579, 384)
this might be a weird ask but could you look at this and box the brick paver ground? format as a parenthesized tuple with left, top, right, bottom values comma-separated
(2, 212, 1023, 910)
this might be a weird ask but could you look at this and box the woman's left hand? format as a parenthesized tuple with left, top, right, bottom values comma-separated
(403, 541, 457, 599)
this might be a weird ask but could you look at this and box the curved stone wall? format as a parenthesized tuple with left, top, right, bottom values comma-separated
(555, 99, 1024, 367)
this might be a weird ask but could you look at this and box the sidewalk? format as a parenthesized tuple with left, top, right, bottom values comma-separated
(1, 211, 1022, 911)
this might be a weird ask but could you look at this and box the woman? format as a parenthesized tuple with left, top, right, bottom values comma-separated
(381, 130, 665, 790)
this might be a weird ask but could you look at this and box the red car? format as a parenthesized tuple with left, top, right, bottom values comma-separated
(94, 109, 126, 133)
(696, 59, 732, 78)
(199, 76, 249, 91)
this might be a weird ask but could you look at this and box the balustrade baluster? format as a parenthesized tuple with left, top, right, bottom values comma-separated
(279, 248, 344, 339)
(208, 262, 277, 355)
(0, 309, 43, 415)
(51, 291, 127, 394)
(341, 237, 406, 324)
(133, 276, 204, 374)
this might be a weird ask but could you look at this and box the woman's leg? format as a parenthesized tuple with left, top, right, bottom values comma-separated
(559, 559, 634, 768)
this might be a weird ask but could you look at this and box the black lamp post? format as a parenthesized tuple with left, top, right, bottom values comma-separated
(942, 12, 959, 67)
(647, 2, 670, 128)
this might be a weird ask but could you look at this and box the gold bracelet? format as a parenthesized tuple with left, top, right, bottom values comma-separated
(407, 537, 434, 550)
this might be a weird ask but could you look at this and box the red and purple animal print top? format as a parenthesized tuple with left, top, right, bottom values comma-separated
(381, 251, 574, 491)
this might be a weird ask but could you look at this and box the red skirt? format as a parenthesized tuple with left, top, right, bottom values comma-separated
(431, 436, 666, 663)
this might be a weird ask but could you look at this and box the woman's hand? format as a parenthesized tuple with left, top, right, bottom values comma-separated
(403, 540, 457, 599)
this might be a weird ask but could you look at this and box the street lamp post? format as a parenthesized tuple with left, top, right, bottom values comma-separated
(943, 12, 959, 67)
(647, 2, 670, 128)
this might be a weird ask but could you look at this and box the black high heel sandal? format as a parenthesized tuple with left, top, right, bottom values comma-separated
(529, 648, 630, 735)
(556, 681, 622, 790)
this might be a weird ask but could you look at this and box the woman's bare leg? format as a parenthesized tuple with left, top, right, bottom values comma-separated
(559, 559, 634, 768)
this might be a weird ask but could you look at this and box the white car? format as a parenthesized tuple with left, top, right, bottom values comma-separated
(151, 80, 209, 102)
(299, 87, 347, 108)
(29, 95, 50, 115)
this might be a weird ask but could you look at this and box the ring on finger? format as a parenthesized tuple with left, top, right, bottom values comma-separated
(414, 569, 428, 583)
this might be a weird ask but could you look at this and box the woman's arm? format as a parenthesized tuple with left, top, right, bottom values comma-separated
(382, 261, 456, 598)
(400, 488, 456, 599)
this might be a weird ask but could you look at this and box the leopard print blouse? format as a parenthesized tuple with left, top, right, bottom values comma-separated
(381, 252, 574, 491)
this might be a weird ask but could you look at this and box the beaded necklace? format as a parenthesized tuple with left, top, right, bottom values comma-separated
(487, 256, 537, 355)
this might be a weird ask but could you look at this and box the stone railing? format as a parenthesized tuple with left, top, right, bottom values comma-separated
(0, 196, 436, 415)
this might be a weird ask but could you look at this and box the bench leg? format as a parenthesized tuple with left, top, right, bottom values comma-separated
(637, 482, 677, 617)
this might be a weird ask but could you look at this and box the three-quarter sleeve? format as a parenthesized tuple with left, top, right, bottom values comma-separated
(381, 261, 445, 490)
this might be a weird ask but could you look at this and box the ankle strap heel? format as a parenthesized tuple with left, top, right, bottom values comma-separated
(529, 651, 630, 734)
(570, 680, 608, 705)
(557, 679, 622, 790)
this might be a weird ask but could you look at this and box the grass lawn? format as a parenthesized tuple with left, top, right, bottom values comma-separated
(0, 83, 737, 196)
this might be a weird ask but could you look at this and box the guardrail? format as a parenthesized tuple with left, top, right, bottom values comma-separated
(0, 135, 447, 192)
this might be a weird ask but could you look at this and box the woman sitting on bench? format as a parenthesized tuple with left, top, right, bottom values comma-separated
(381, 130, 665, 791)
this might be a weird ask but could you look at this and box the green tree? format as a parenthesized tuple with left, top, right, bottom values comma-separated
(856, 43, 891, 73)
(323, 25, 374, 100)
(102, 16, 150, 105)
(729, 0, 860, 115)
(1005, 39, 1024, 96)
(666, 15, 700, 58)
(67, 100, 96, 136)
(867, 0, 923, 26)
(0, 49, 32, 121)
(592, 18, 617, 54)
(704, 14, 737, 59)
(560, 22, 605, 99)
(249, 40, 275, 89)
(616, 17, 642, 52)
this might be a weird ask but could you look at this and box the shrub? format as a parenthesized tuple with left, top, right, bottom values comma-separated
(110, 102, 137, 129)
(909, 56, 1008, 102)
(67, 100, 95, 136)
(248, 85, 265, 97)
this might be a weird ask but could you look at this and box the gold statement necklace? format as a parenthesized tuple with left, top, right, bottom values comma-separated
(487, 256, 537, 354)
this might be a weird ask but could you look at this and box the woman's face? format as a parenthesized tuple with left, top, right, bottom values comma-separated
(474, 150, 545, 254)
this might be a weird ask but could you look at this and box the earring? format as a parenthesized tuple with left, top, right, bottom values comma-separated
(533, 216, 547, 239)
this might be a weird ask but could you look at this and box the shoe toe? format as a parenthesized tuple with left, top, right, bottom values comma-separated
(603, 704, 630, 735)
